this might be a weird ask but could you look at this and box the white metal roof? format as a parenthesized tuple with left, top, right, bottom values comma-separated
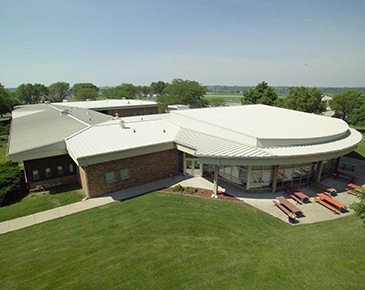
(65, 117, 180, 165)
(53, 99, 157, 110)
(8, 104, 363, 165)
(170, 105, 349, 147)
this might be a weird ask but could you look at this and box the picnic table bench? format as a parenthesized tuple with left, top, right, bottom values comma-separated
(311, 181, 337, 196)
(276, 196, 304, 217)
(341, 163, 356, 172)
(273, 200, 297, 219)
(346, 183, 364, 195)
(333, 170, 358, 183)
(285, 187, 310, 203)
(314, 196, 340, 214)
(316, 193, 347, 212)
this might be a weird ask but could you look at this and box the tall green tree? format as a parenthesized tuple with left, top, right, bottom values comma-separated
(150, 81, 168, 95)
(70, 83, 99, 96)
(282, 86, 325, 114)
(102, 84, 139, 99)
(350, 186, 365, 224)
(48, 82, 70, 102)
(329, 90, 364, 121)
(241, 81, 278, 105)
(75, 88, 98, 101)
(17, 83, 48, 104)
(0, 84, 15, 116)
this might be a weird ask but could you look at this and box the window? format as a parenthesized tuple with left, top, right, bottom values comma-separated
(120, 168, 130, 180)
(69, 164, 74, 173)
(45, 168, 52, 178)
(33, 170, 40, 181)
(57, 166, 63, 176)
(106, 172, 116, 183)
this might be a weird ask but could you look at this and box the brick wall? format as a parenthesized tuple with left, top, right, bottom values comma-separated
(85, 149, 179, 197)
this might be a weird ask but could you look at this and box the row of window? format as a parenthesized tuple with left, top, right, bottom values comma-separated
(32, 164, 74, 181)
(204, 160, 335, 190)
(106, 168, 130, 184)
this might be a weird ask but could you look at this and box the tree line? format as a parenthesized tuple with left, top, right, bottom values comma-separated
(1, 79, 365, 126)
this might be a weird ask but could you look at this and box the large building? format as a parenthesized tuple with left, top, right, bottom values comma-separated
(7, 102, 362, 198)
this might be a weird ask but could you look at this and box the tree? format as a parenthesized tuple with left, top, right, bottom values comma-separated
(48, 82, 70, 102)
(70, 83, 99, 96)
(0, 161, 21, 206)
(282, 86, 325, 114)
(150, 81, 168, 95)
(17, 83, 48, 104)
(0, 84, 16, 116)
(241, 81, 278, 105)
(167, 78, 207, 105)
(75, 88, 98, 101)
(329, 90, 364, 121)
(350, 185, 365, 224)
(349, 104, 365, 126)
(102, 84, 139, 99)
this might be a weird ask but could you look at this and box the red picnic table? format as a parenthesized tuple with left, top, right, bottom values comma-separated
(346, 183, 363, 195)
(276, 196, 304, 216)
(311, 181, 337, 196)
(285, 187, 310, 203)
(316, 193, 347, 211)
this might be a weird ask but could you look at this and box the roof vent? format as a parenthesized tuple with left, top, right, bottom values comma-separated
(120, 120, 126, 129)
(60, 109, 69, 116)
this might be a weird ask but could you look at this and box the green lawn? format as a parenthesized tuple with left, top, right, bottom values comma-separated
(205, 94, 242, 104)
(0, 192, 364, 289)
(0, 185, 85, 222)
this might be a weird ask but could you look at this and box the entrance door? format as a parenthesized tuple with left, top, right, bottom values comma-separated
(185, 159, 202, 176)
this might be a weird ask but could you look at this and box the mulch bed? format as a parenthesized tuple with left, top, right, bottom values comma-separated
(159, 187, 242, 203)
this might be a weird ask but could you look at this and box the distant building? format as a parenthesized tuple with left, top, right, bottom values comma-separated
(7, 103, 362, 198)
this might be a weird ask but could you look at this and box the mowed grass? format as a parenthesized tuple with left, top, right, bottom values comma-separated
(0, 186, 85, 222)
(205, 94, 242, 104)
(1, 192, 364, 289)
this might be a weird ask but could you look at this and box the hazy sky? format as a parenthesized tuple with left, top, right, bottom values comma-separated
(1, 0, 364, 88)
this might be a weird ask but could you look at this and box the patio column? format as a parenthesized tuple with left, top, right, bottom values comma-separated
(335, 157, 342, 171)
(213, 164, 219, 197)
(272, 165, 279, 193)
(315, 161, 323, 182)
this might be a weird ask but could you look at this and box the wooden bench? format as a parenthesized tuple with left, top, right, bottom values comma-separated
(341, 163, 356, 172)
(314, 197, 340, 214)
(317, 193, 347, 210)
(277, 196, 304, 216)
(333, 170, 358, 183)
(311, 181, 337, 196)
(273, 200, 296, 219)
(289, 194, 302, 204)
(345, 187, 357, 195)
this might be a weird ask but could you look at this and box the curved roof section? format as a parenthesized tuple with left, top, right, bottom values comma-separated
(170, 105, 349, 147)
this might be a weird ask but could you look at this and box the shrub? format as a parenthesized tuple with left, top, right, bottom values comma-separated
(0, 161, 21, 206)
(172, 184, 184, 192)
(185, 187, 196, 194)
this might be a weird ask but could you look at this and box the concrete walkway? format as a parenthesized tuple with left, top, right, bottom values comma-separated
(1, 157, 364, 234)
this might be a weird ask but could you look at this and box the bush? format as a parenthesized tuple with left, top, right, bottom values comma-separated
(172, 184, 184, 192)
(0, 124, 10, 135)
(185, 187, 196, 194)
(0, 161, 21, 206)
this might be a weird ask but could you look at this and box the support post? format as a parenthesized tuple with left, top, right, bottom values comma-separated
(315, 161, 323, 182)
(213, 164, 219, 198)
(272, 165, 279, 194)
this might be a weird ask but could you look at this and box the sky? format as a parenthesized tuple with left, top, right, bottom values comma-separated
(1, 0, 364, 88)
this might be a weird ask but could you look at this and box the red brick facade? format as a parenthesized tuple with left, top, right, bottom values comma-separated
(82, 149, 179, 198)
